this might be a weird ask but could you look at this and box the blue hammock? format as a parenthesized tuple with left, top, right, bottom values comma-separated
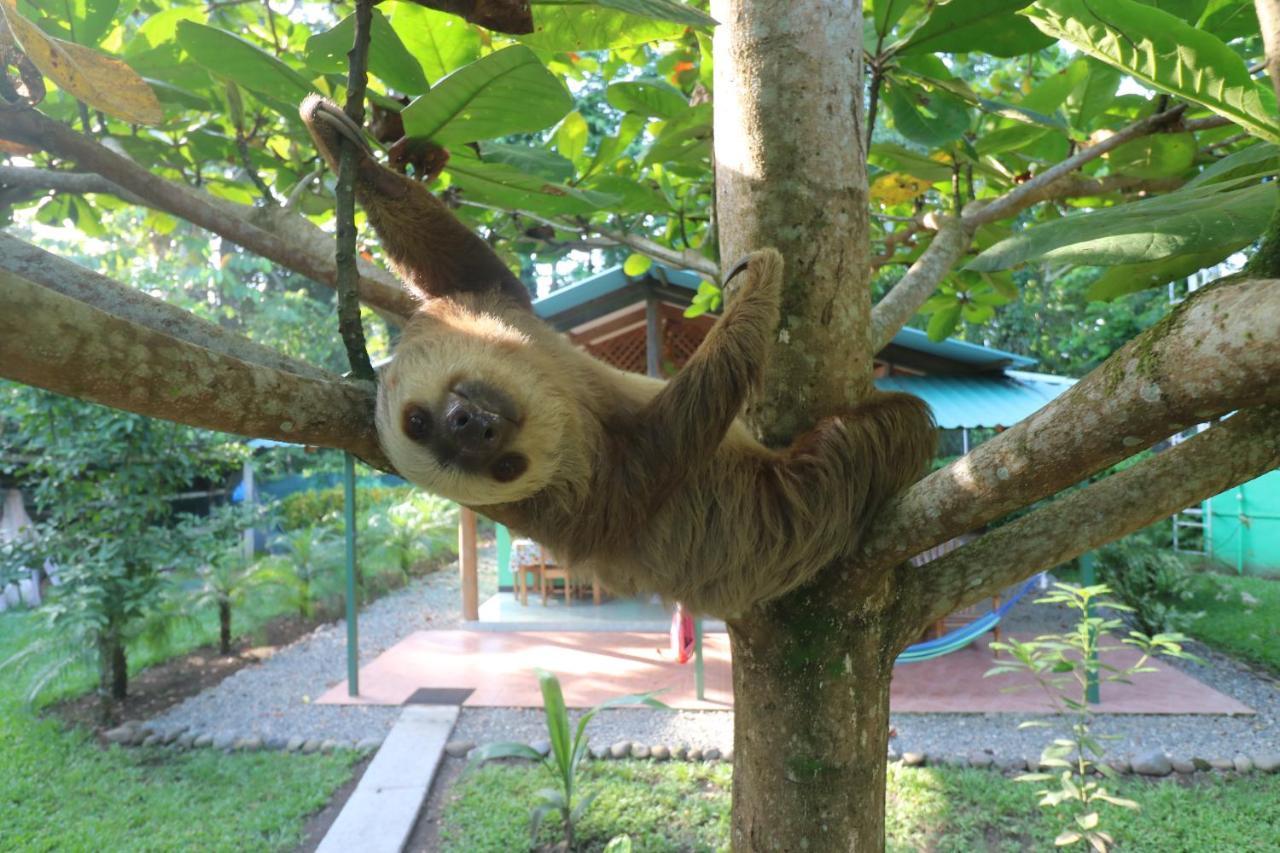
(896, 575, 1040, 664)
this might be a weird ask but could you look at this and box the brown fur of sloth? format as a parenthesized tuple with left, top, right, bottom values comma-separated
(301, 95, 937, 619)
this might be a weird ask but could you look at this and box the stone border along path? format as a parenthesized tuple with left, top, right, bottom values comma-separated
(116, 553, 1278, 788)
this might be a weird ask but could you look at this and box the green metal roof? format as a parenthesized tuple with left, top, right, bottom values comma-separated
(875, 371, 1075, 429)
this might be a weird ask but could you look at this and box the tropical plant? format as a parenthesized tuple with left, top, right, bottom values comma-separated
(255, 525, 343, 620)
(1094, 535, 1203, 635)
(364, 493, 458, 579)
(173, 504, 272, 655)
(470, 669, 667, 847)
(987, 583, 1197, 851)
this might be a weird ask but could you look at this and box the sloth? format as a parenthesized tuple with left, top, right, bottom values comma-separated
(302, 95, 937, 619)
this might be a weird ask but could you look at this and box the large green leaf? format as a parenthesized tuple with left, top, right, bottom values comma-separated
(305, 9, 429, 95)
(477, 141, 575, 182)
(883, 78, 969, 146)
(547, 0, 717, 26)
(176, 21, 313, 104)
(1104, 132, 1197, 179)
(1183, 142, 1280, 188)
(518, 4, 684, 51)
(400, 45, 571, 145)
(1086, 244, 1249, 301)
(968, 180, 1277, 270)
(386, 4, 481, 83)
(869, 142, 952, 181)
(871, 0, 925, 39)
(606, 79, 687, 118)
(898, 0, 1055, 57)
(643, 102, 711, 166)
(445, 148, 618, 216)
(1024, 0, 1280, 144)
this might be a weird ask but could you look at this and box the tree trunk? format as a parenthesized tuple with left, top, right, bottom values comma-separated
(218, 600, 233, 655)
(728, 583, 896, 851)
(98, 629, 127, 705)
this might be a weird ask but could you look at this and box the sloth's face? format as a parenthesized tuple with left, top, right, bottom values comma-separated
(375, 303, 577, 506)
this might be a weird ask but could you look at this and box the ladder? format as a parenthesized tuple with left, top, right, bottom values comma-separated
(1169, 424, 1212, 556)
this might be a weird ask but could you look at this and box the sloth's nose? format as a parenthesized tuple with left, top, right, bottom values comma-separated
(444, 392, 513, 458)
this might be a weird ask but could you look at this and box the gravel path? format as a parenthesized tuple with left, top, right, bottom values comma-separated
(147, 561, 1278, 764)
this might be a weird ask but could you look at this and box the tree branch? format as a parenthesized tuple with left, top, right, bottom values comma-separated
(1256, 0, 1280, 107)
(0, 108, 416, 320)
(867, 107, 1190, 346)
(863, 274, 1280, 571)
(453, 198, 721, 278)
(963, 105, 1187, 228)
(903, 405, 1280, 634)
(334, 0, 376, 381)
(869, 216, 967, 351)
(0, 254, 387, 468)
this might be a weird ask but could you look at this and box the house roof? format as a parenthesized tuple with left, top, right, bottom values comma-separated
(875, 370, 1075, 430)
(532, 262, 1037, 371)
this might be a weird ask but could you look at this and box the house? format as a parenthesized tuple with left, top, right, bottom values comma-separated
(457, 262, 1077, 628)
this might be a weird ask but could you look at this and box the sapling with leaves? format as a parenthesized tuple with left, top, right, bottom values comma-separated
(986, 583, 1198, 852)
(256, 524, 344, 620)
(174, 503, 272, 655)
(364, 493, 457, 579)
(470, 669, 668, 848)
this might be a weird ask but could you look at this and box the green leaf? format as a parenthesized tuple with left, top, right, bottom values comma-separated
(898, 0, 1055, 57)
(926, 304, 961, 341)
(401, 45, 571, 145)
(1072, 58, 1121, 131)
(623, 253, 652, 276)
(872, 0, 923, 39)
(1105, 132, 1197, 178)
(536, 669, 573, 783)
(1086, 244, 1247, 301)
(1018, 58, 1090, 116)
(477, 142, 575, 182)
(305, 9, 429, 95)
(176, 21, 313, 104)
(644, 103, 712, 166)
(606, 79, 687, 118)
(969, 180, 1277, 270)
(869, 142, 952, 181)
(519, 4, 684, 51)
(572, 0, 717, 26)
(1024, 0, 1280, 144)
(445, 149, 618, 216)
(1184, 142, 1280, 189)
(883, 79, 970, 146)
(554, 111, 589, 165)
(584, 112, 647, 179)
(386, 3, 481, 83)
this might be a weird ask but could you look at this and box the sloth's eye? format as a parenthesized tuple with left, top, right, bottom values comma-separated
(491, 453, 528, 483)
(402, 404, 432, 443)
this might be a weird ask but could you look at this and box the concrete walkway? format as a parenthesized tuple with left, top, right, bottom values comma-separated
(317, 705, 459, 853)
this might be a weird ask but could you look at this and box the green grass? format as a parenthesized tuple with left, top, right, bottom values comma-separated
(441, 760, 1280, 852)
(0, 610, 358, 851)
(1183, 572, 1280, 673)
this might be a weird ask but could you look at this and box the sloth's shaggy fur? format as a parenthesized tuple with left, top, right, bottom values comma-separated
(302, 95, 937, 619)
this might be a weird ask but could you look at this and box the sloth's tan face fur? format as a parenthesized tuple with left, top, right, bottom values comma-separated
(375, 299, 581, 507)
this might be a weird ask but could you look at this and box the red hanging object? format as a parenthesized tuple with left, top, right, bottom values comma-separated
(671, 604, 695, 664)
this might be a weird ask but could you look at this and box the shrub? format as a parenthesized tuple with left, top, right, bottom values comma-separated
(1093, 534, 1201, 636)
(276, 484, 414, 531)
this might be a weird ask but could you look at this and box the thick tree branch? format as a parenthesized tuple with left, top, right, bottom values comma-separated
(0, 108, 416, 320)
(904, 405, 1280, 635)
(1256, 0, 1280, 107)
(863, 275, 1280, 571)
(0, 254, 386, 468)
(0, 165, 144, 204)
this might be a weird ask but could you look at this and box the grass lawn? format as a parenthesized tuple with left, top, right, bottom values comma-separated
(441, 760, 1280, 852)
(1184, 572, 1280, 673)
(0, 609, 358, 851)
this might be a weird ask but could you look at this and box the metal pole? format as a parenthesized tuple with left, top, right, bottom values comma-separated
(645, 296, 661, 378)
(1080, 552, 1099, 705)
(694, 618, 705, 701)
(343, 452, 360, 697)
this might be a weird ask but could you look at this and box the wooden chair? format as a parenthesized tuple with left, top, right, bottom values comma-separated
(511, 537, 602, 606)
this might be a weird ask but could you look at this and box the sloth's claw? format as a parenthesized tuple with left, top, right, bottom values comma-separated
(313, 101, 373, 155)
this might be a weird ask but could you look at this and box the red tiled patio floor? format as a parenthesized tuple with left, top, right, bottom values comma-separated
(316, 630, 1254, 714)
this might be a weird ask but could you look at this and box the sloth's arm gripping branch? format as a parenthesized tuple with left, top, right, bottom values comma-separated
(641, 249, 782, 466)
(299, 95, 531, 310)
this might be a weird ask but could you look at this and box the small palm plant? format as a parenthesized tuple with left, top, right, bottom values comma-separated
(471, 669, 667, 848)
(256, 525, 343, 619)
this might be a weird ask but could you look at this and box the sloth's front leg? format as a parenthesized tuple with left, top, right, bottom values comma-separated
(638, 249, 782, 479)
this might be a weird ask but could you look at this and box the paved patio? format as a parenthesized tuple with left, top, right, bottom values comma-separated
(317, 629, 1255, 715)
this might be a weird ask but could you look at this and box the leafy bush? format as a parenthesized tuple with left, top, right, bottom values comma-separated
(363, 493, 458, 578)
(255, 526, 344, 620)
(276, 485, 415, 531)
(1093, 534, 1201, 635)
